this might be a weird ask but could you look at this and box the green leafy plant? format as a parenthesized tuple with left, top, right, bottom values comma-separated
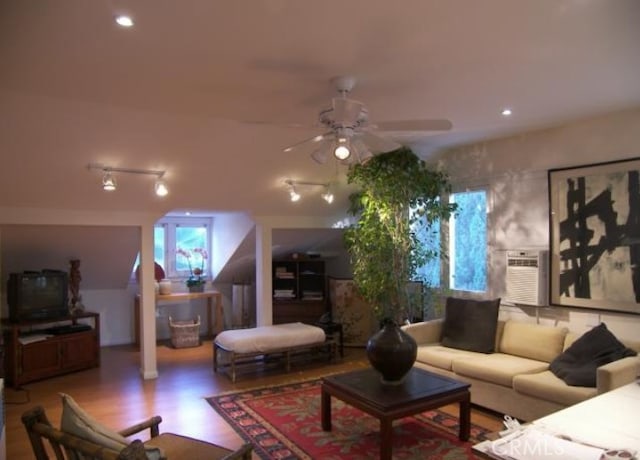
(344, 147, 457, 323)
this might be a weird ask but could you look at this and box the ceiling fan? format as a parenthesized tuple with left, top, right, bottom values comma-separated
(283, 76, 453, 165)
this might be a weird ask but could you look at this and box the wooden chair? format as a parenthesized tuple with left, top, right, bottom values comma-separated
(22, 405, 253, 460)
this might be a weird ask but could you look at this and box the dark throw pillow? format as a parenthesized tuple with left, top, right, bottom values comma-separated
(549, 323, 637, 387)
(440, 297, 501, 353)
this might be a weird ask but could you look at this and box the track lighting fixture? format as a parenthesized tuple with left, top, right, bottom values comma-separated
(88, 163, 169, 197)
(321, 185, 334, 204)
(285, 180, 334, 204)
(102, 172, 117, 191)
(289, 183, 301, 202)
(154, 179, 169, 197)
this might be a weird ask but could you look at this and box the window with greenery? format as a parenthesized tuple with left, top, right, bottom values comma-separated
(132, 216, 212, 280)
(415, 188, 488, 293)
(449, 189, 487, 292)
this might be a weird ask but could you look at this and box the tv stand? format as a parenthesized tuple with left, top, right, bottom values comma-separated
(1, 312, 100, 387)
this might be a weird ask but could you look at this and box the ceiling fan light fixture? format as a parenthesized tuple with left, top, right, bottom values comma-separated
(334, 138, 351, 160)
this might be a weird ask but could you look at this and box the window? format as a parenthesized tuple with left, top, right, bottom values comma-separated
(414, 211, 441, 288)
(449, 189, 487, 292)
(415, 188, 488, 293)
(133, 216, 212, 280)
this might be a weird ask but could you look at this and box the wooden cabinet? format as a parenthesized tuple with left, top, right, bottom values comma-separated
(272, 259, 328, 324)
(2, 312, 100, 387)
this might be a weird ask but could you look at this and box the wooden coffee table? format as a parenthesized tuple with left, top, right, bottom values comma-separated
(321, 367, 471, 460)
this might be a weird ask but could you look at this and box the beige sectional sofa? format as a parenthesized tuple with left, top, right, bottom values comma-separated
(402, 318, 640, 421)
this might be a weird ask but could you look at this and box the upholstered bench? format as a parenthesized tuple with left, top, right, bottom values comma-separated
(213, 322, 334, 382)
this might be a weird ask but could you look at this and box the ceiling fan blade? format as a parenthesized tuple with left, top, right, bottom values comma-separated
(375, 119, 453, 132)
(359, 131, 403, 153)
(283, 131, 332, 153)
(332, 97, 365, 125)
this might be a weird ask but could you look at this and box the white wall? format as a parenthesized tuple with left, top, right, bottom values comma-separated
(431, 108, 640, 341)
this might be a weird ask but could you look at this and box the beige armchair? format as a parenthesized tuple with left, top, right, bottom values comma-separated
(22, 397, 253, 460)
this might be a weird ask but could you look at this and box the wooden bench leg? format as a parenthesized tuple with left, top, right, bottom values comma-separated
(231, 352, 237, 383)
(213, 343, 218, 372)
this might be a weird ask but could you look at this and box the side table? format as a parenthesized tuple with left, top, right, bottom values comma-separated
(315, 321, 344, 357)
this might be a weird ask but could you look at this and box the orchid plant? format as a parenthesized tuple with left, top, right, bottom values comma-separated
(176, 247, 208, 287)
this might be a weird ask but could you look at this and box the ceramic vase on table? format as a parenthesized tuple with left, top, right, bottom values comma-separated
(366, 321, 417, 385)
(159, 279, 172, 295)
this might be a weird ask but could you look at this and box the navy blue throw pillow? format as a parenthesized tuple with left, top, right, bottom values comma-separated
(549, 323, 637, 387)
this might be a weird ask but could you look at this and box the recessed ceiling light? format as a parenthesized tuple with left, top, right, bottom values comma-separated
(115, 15, 134, 27)
(501, 108, 513, 116)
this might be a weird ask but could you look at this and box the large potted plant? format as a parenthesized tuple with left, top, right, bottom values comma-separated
(344, 147, 456, 383)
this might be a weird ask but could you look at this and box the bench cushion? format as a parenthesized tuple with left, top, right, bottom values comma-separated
(215, 322, 326, 354)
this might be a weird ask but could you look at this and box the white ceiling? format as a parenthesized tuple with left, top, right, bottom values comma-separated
(1, 0, 639, 219)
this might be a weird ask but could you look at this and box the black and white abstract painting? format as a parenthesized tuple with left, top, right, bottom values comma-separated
(549, 157, 640, 314)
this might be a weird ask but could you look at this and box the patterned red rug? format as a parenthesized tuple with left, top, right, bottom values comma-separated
(207, 379, 492, 459)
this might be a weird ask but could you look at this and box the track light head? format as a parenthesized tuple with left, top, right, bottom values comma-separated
(154, 179, 169, 197)
(321, 185, 334, 204)
(102, 172, 116, 191)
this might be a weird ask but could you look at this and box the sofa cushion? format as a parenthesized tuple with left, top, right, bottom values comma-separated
(549, 323, 638, 387)
(513, 370, 597, 406)
(415, 344, 487, 371)
(441, 297, 500, 353)
(452, 353, 549, 387)
(499, 321, 567, 363)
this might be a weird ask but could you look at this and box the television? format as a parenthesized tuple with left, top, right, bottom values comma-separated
(7, 271, 69, 322)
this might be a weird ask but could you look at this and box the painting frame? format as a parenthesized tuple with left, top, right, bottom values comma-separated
(548, 157, 640, 315)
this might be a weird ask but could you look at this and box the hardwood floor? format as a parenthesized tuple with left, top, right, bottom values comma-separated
(4, 341, 503, 459)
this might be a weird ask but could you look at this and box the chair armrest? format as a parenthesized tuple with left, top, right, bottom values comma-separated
(221, 443, 254, 460)
(596, 356, 640, 394)
(118, 415, 163, 438)
(401, 319, 444, 345)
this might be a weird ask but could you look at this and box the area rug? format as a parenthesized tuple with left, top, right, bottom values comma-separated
(206, 379, 492, 460)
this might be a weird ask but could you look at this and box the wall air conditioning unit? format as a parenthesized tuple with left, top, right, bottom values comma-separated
(505, 250, 548, 306)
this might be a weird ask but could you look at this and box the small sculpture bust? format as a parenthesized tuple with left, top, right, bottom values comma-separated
(69, 259, 84, 313)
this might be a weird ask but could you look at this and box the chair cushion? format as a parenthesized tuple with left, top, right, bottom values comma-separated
(549, 323, 638, 387)
(440, 297, 500, 353)
(60, 393, 163, 460)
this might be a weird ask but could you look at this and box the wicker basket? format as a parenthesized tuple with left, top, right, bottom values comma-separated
(169, 316, 201, 348)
